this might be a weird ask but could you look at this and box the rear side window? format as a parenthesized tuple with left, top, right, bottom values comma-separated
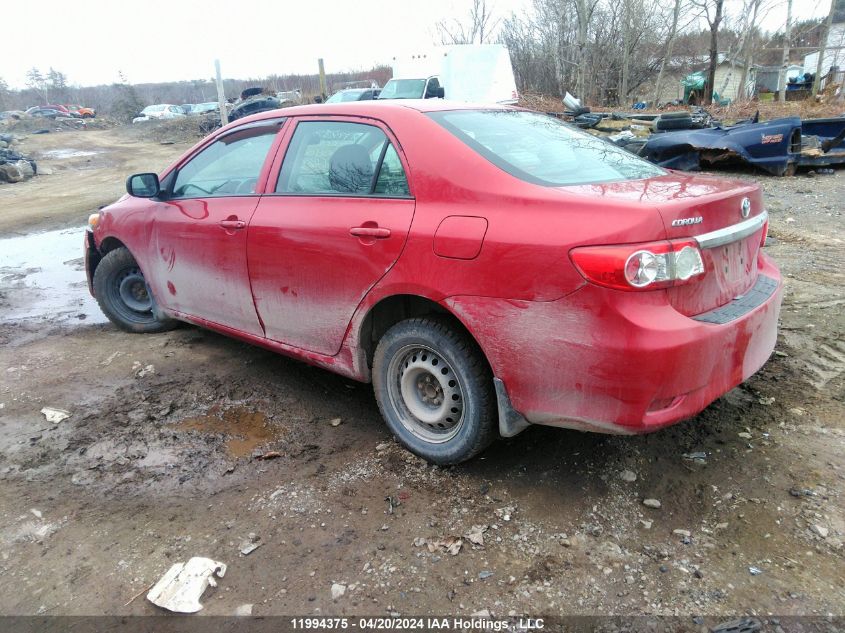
(428, 110, 664, 186)
(276, 120, 410, 197)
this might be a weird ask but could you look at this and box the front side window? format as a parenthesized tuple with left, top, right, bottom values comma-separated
(170, 122, 281, 198)
(428, 110, 665, 186)
(276, 120, 410, 197)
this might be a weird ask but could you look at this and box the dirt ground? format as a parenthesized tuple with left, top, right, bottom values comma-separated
(0, 123, 843, 622)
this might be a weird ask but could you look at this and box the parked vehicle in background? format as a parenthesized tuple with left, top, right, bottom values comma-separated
(25, 107, 71, 119)
(190, 102, 220, 115)
(180, 104, 195, 115)
(39, 104, 72, 114)
(66, 104, 96, 118)
(325, 88, 381, 103)
(132, 104, 186, 123)
(1, 111, 26, 120)
(277, 90, 302, 105)
(85, 101, 782, 465)
(228, 94, 280, 122)
(378, 44, 518, 104)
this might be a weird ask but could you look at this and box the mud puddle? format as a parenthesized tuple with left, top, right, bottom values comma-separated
(40, 149, 100, 159)
(175, 405, 285, 458)
(0, 226, 106, 326)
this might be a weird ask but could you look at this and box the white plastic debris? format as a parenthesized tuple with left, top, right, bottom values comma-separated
(562, 91, 582, 110)
(40, 407, 70, 424)
(331, 583, 346, 600)
(146, 557, 227, 613)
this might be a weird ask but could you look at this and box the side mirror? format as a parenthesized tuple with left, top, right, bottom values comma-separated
(435, 87, 445, 99)
(126, 172, 160, 198)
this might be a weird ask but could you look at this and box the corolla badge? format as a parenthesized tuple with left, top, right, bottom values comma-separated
(671, 216, 703, 227)
(741, 197, 751, 218)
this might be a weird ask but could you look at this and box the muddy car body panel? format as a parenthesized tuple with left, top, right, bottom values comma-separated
(87, 101, 783, 439)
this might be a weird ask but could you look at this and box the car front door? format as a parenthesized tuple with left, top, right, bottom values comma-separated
(149, 118, 285, 336)
(247, 117, 415, 355)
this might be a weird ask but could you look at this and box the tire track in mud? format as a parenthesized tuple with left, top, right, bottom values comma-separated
(802, 338, 845, 390)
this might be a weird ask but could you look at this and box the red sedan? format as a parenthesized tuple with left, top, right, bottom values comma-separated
(84, 101, 782, 464)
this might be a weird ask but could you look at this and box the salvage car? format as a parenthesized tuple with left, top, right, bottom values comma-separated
(25, 107, 70, 119)
(132, 104, 186, 123)
(66, 104, 96, 118)
(84, 101, 782, 464)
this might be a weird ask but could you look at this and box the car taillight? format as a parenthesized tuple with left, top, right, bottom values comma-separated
(570, 239, 705, 291)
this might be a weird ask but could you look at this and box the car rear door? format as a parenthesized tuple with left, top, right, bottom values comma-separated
(149, 118, 286, 336)
(247, 116, 415, 355)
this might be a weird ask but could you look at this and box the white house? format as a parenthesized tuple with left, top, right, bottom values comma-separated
(803, 22, 845, 76)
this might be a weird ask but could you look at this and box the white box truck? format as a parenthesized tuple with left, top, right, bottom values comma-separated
(378, 44, 519, 105)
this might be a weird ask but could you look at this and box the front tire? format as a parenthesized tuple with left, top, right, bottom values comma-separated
(93, 247, 176, 333)
(373, 317, 496, 464)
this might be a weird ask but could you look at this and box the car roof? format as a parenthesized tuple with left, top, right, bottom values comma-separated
(233, 99, 514, 124)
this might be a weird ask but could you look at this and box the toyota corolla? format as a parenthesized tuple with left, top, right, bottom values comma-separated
(84, 101, 783, 464)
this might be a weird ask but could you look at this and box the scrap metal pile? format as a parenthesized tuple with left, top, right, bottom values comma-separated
(556, 94, 845, 176)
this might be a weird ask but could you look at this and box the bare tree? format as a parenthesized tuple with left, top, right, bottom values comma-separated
(778, 0, 793, 102)
(693, 0, 725, 104)
(26, 68, 49, 104)
(574, 0, 597, 99)
(437, 0, 500, 44)
(653, 0, 684, 105)
(812, 0, 837, 96)
(738, 0, 763, 102)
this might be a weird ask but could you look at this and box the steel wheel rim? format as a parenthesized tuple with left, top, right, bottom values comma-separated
(117, 268, 153, 312)
(387, 344, 465, 443)
(105, 264, 156, 324)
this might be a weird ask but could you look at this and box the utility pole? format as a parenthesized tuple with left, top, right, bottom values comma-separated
(778, 0, 793, 103)
(215, 59, 228, 126)
(812, 0, 836, 97)
(318, 59, 327, 102)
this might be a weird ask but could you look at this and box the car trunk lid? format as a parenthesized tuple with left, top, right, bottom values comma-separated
(656, 179, 765, 316)
(560, 173, 766, 315)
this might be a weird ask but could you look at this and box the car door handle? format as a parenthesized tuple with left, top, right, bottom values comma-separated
(219, 219, 246, 230)
(349, 227, 391, 239)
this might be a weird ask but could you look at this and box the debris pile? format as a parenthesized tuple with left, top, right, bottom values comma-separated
(542, 90, 845, 176)
(0, 134, 37, 183)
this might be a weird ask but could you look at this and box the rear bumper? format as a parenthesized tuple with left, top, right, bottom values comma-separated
(446, 253, 783, 434)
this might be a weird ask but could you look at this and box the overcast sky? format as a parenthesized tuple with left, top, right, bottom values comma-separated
(0, 0, 832, 89)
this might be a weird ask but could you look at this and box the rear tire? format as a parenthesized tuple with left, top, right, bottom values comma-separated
(373, 317, 496, 465)
(93, 247, 177, 333)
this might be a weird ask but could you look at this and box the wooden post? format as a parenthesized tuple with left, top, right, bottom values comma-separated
(318, 58, 327, 101)
(812, 0, 836, 97)
(215, 59, 228, 126)
(778, 0, 793, 103)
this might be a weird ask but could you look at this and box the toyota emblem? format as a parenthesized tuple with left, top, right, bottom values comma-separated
(740, 198, 751, 218)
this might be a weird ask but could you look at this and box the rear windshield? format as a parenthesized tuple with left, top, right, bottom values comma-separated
(428, 110, 664, 186)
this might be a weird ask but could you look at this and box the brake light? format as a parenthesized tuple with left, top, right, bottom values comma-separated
(570, 239, 705, 291)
